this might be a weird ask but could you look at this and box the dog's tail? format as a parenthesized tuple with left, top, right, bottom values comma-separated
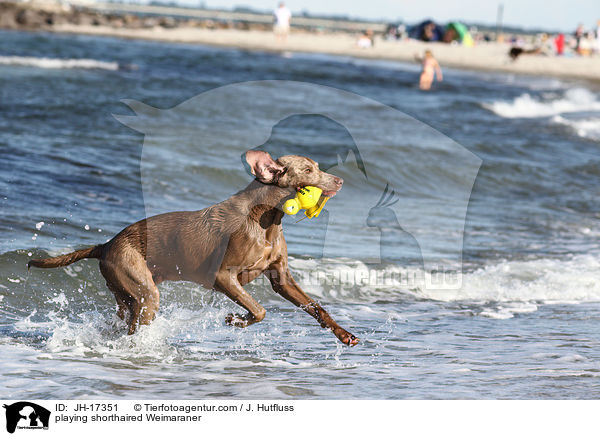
(28, 245, 103, 269)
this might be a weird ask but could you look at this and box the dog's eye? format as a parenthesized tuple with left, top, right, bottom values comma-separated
(304, 168, 312, 174)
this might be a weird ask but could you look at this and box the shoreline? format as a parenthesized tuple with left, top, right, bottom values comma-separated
(1, 0, 598, 83)
(15, 24, 600, 83)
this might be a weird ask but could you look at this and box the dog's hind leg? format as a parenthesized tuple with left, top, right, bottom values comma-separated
(99, 252, 160, 335)
(105, 281, 129, 321)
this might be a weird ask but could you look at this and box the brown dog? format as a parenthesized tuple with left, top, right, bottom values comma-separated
(29, 151, 359, 346)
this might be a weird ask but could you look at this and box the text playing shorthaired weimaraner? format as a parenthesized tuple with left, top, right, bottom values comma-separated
(29, 151, 359, 346)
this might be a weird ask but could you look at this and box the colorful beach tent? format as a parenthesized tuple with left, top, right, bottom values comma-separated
(409, 20, 444, 42)
(445, 22, 474, 46)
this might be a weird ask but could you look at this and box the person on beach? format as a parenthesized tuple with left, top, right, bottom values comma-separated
(356, 30, 374, 48)
(273, 2, 292, 43)
(595, 20, 600, 55)
(416, 50, 442, 90)
(579, 32, 594, 56)
(555, 33, 565, 55)
(574, 23, 584, 54)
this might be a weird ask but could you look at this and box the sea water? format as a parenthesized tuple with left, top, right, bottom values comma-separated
(1, 30, 600, 399)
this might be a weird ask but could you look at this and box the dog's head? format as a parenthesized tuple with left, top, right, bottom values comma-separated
(245, 150, 343, 197)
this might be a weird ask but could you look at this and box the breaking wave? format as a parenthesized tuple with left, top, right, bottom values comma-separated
(4, 249, 600, 313)
(288, 254, 600, 308)
(483, 88, 600, 118)
(551, 115, 600, 140)
(0, 55, 119, 70)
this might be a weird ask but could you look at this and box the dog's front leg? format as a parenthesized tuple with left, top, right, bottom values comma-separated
(214, 271, 266, 327)
(266, 262, 359, 346)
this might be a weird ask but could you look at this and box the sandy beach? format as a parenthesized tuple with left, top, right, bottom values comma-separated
(2, 0, 599, 81)
(45, 24, 600, 82)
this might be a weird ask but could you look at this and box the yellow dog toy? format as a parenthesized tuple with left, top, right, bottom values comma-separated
(283, 186, 330, 219)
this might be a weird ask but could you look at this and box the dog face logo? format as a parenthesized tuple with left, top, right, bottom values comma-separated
(3, 402, 50, 433)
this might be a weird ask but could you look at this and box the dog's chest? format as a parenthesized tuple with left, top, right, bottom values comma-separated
(240, 226, 283, 271)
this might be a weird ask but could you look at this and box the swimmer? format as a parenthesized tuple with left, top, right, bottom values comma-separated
(416, 50, 443, 91)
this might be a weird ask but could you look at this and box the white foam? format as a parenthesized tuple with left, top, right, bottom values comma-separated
(557, 354, 587, 362)
(552, 115, 600, 140)
(480, 303, 538, 319)
(49, 292, 69, 309)
(289, 254, 600, 306)
(0, 56, 119, 71)
(414, 255, 600, 304)
(484, 88, 600, 118)
(45, 310, 188, 360)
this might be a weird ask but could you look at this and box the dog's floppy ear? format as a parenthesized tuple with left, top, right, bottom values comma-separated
(245, 150, 284, 184)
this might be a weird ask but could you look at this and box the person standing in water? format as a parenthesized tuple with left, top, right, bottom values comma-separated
(417, 50, 443, 90)
(273, 2, 292, 43)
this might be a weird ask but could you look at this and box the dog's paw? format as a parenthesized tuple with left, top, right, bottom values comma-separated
(225, 313, 248, 327)
(336, 329, 359, 346)
(345, 334, 360, 347)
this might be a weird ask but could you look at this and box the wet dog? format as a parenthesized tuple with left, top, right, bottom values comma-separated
(29, 150, 359, 346)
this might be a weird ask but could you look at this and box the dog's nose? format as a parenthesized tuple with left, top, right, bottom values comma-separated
(334, 177, 343, 187)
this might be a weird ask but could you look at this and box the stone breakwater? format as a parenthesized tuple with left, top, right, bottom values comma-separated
(0, 1, 274, 32)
